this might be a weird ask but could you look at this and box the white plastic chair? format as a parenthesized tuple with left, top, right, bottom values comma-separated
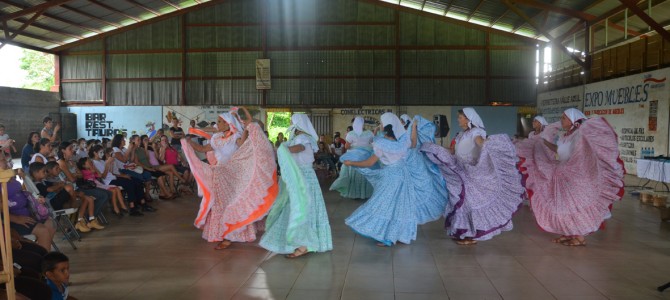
(23, 175, 80, 250)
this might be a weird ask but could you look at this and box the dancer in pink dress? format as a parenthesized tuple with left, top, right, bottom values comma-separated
(181, 107, 278, 250)
(517, 108, 625, 246)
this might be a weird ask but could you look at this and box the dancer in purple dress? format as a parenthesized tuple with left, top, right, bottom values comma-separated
(420, 108, 524, 245)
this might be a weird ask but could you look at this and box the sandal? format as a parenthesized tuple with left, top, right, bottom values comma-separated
(561, 238, 586, 247)
(214, 240, 232, 250)
(285, 248, 310, 259)
(455, 239, 477, 245)
(552, 236, 572, 243)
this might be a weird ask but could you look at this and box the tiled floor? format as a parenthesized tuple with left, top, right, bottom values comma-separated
(59, 175, 670, 300)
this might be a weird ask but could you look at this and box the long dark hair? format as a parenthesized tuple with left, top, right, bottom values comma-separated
(111, 134, 124, 148)
(383, 124, 396, 140)
(26, 131, 39, 146)
(57, 141, 72, 160)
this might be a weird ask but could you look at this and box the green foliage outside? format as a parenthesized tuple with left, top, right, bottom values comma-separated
(19, 49, 54, 91)
(267, 112, 290, 144)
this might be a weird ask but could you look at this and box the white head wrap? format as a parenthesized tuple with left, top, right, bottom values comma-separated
(381, 112, 406, 139)
(219, 110, 244, 135)
(462, 107, 484, 129)
(290, 114, 319, 152)
(352, 116, 364, 135)
(563, 108, 587, 124)
(533, 116, 549, 126)
(400, 114, 411, 126)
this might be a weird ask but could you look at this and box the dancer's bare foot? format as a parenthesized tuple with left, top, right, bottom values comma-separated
(552, 235, 572, 243)
(455, 238, 477, 245)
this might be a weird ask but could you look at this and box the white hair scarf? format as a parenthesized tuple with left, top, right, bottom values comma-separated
(289, 114, 319, 153)
(352, 116, 364, 135)
(563, 108, 587, 124)
(462, 107, 484, 129)
(219, 111, 244, 135)
(533, 116, 549, 126)
(381, 112, 406, 139)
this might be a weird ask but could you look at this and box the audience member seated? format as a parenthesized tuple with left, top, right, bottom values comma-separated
(130, 135, 174, 199)
(55, 142, 111, 227)
(29, 138, 52, 165)
(0, 154, 56, 250)
(158, 135, 192, 193)
(21, 132, 40, 173)
(44, 161, 104, 233)
(43, 252, 78, 300)
(77, 157, 128, 218)
(104, 146, 156, 214)
(315, 141, 337, 176)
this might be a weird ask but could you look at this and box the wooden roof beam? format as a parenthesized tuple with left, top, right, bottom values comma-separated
(2, 27, 65, 45)
(60, 4, 122, 28)
(88, 0, 142, 22)
(619, 0, 670, 42)
(467, 0, 485, 22)
(124, 0, 161, 16)
(0, 0, 75, 22)
(1, 10, 45, 49)
(13, 17, 84, 39)
(0, 0, 102, 33)
(503, 0, 585, 68)
(0, 37, 53, 53)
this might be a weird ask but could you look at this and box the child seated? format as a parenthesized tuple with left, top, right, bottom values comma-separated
(42, 252, 78, 300)
(77, 157, 128, 217)
(41, 162, 105, 233)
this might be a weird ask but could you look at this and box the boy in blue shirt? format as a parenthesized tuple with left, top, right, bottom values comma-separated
(43, 252, 77, 300)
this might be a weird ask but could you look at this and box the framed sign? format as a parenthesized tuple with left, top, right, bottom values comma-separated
(256, 59, 271, 90)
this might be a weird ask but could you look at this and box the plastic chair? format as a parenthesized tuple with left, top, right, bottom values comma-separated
(23, 175, 80, 250)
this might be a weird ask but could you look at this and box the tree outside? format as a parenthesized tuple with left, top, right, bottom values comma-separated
(19, 49, 54, 91)
(267, 112, 290, 143)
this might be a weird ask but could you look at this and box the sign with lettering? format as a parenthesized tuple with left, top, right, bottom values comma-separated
(584, 69, 670, 174)
(62, 106, 163, 140)
(537, 86, 584, 123)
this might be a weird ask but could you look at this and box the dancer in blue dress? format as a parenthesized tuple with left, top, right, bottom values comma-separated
(330, 116, 374, 199)
(344, 113, 447, 246)
(259, 114, 333, 258)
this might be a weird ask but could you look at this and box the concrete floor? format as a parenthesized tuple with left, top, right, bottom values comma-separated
(60, 174, 670, 300)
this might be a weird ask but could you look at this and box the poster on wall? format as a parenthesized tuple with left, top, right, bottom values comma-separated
(256, 59, 271, 90)
(536, 86, 584, 123)
(162, 106, 263, 134)
(332, 106, 395, 135)
(62, 106, 163, 140)
(584, 68, 670, 174)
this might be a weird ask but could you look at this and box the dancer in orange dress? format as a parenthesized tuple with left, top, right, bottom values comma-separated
(182, 107, 278, 250)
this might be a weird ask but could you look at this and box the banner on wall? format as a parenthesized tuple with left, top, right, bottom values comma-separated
(332, 106, 395, 134)
(62, 106, 163, 140)
(584, 69, 670, 174)
(536, 86, 584, 123)
(162, 106, 262, 134)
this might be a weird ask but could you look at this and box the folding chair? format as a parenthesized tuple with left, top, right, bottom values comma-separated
(23, 175, 80, 250)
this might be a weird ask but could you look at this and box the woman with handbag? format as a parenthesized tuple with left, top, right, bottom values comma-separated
(0, 152, 56, 250)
